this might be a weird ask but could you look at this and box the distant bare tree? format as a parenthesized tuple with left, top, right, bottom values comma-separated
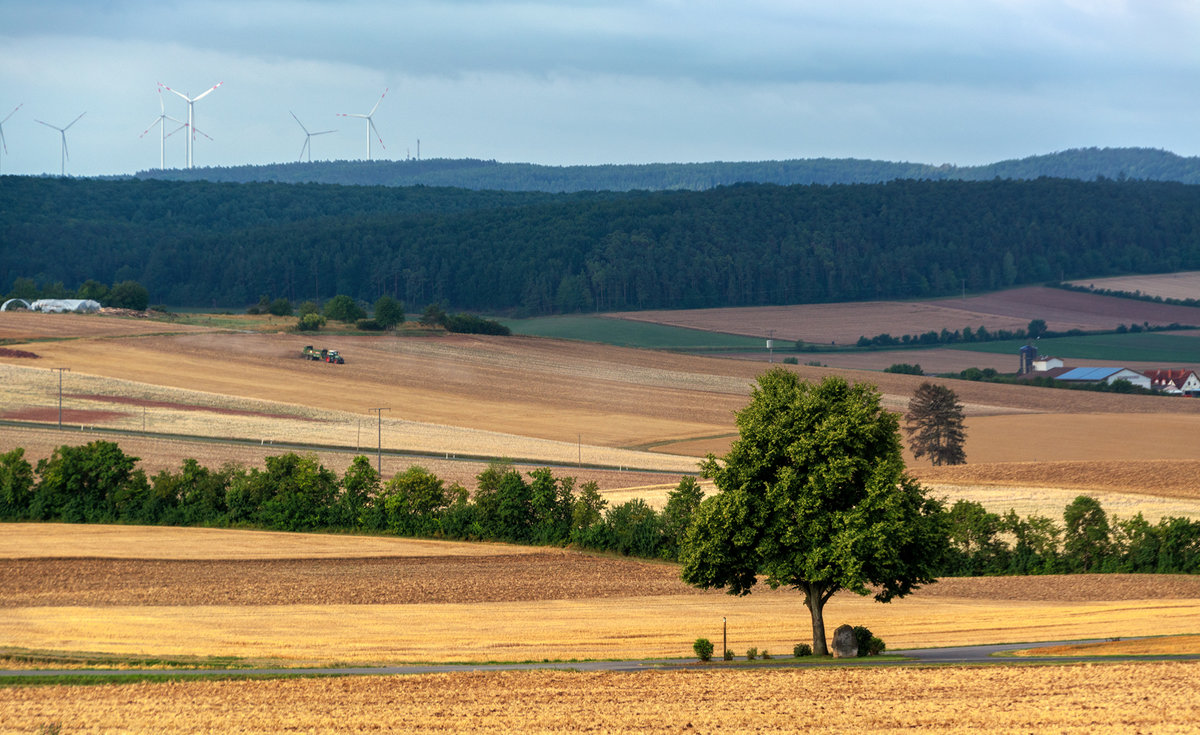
(904, 382, 967, 466)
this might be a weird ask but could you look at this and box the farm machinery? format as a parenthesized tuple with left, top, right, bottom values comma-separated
(302, 345, 345, 364)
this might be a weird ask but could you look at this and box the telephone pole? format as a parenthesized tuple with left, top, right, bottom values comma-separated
(51, 367, 70, 427)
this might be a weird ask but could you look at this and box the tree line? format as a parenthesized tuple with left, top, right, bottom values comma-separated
(7, 177, 1200, 314)
(1, 440, 1194, 575)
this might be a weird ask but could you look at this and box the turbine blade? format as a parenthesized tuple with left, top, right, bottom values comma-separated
(158, 88, 165, 114)
(64, 112, 86, 130)
(192, 81, 223, 102)
(299, 137, 309, 162)
(139, 117, 163, 138)
(62, 133, 69, 161)
(290, 111, 309, 134)
(1, 103, 21, 125)
(370, 119, 385, 149)
(160, 83, 191, 102)
(368, 87, 388, 117)
(35, 119, 58, 130)
(0, 127, 7, 154)
(165, 123, 187, 139)
(339, 113, 367, 119)
(312, 129, 336, 136)
(191, 126, 213, 141)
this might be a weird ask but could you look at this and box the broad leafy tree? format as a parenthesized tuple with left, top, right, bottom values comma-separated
(323, 294, 367, 323)
(904, 382, 967, 466)
(373, 296, 405, 328)
(680, 369, 949, 656)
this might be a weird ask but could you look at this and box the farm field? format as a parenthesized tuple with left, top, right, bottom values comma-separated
(4, 524, 1200, 668)
(1067, 270, 1200, 302)
(609, 286, 1200, 345)
(7, 311, 1200, 518)
(6, 663, 1200, 734)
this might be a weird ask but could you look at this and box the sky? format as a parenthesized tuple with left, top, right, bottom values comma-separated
(1, 0, 1199, 177)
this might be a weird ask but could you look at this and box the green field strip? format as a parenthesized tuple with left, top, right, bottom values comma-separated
(947, 332, 1200, 363)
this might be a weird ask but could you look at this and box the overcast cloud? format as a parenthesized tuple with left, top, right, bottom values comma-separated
(1, 0, 1198, 176)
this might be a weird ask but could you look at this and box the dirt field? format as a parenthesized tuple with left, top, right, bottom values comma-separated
(611, 286, 1200, 343)
(6, 663, 1200, 734)
(1067, 271, 1200, 302)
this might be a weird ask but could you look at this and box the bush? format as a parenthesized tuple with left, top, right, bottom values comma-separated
(297, 313, 325, 331)
(745, 647, 758, 661)
(782, 356, 799, 365)
(323, 294, 367, 323)
(723, 648, 734, 661)
(693, 638, 714, 662)
(268, 298, 293, 316)
(355, 318, 384, 331)
(884, 363, 924, 375)
(793, 643, 812, 657)
(851, 626, 885, 656)
(761, 650, 771, 659)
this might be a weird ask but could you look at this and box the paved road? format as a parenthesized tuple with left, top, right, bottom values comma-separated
(5, 639, 1198, 679)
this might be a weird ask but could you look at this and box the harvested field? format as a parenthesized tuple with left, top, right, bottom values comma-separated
(0, 524, 529, 561)
(1068, 271, 1200, 302)
(1017, 635, 1200, 656)
(0, 311, 215, 341)
(612, 286, 1200, 344)
(0, 554, 696, 607)
(916, 459, 1200, 500)
(6, 664, 1200, 734)
(3, 526, 1200, 664)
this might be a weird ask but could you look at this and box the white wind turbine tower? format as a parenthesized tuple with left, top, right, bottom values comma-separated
(160, 81, 223, 168)
(140, 86, 185, 169)
(35, 112, 85, 177)
(290, 111, 335, 163)
(338, 88, 387, 160)
(0, 103, 22, 174)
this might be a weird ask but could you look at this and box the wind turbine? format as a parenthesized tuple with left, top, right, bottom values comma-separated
(0, 103, 22, 174)
(290, 111, 335, 163)
(140, 87, 185, 169)
(35, 112, 85, 177)
(338, 88, 387, 160)
(159, 81, 223, 168)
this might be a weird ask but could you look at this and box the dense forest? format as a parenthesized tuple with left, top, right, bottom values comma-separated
(129, 147, 1200, 191)
(5, 176, 1200, 312)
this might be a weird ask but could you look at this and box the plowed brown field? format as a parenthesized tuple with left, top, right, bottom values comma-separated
(612, 286, 1200, 342)
(7, 664, 1200, 734)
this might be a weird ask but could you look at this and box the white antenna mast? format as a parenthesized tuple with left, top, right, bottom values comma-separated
(160, 81, 223, 168)
(0, 103, 22, 175)
(140, 85, 185, 170)
(338, 88, 387, 160)
(290, 111, 335, 163)
(34, 112, 85, 177)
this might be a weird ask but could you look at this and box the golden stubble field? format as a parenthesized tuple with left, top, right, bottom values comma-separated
(4, 524, 1200, 667)
(6, 664, 1200, 734)
(4, 524, 1200, 733)
(7, 311, 1200, 517)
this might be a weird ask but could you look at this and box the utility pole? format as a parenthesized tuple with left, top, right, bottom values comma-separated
(370, 407, 389, 476)
(51, 367, 70, 427)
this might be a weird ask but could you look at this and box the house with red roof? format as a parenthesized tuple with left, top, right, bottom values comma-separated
(1143, 369, 1200, 396)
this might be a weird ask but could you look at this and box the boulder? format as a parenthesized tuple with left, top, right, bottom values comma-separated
(831, 624, 858, 658)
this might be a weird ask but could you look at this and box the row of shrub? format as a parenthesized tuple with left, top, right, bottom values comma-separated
(691, 627, 884, 661)
(2, 440, 1196, 575)
(0, 442, 700, 560)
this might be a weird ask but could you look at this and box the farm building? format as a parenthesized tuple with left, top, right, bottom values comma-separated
(0, 298, 101, 313)
(1143, 369, 1200, 396)
(1052, 367, 1152, 390)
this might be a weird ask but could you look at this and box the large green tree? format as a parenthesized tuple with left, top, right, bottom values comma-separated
(680, 369, 949, 656)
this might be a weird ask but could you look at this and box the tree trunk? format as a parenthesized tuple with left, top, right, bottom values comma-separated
(803, 583, 829, 657)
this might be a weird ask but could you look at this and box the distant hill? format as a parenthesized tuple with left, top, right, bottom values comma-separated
(132, 148, 1200, 192)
